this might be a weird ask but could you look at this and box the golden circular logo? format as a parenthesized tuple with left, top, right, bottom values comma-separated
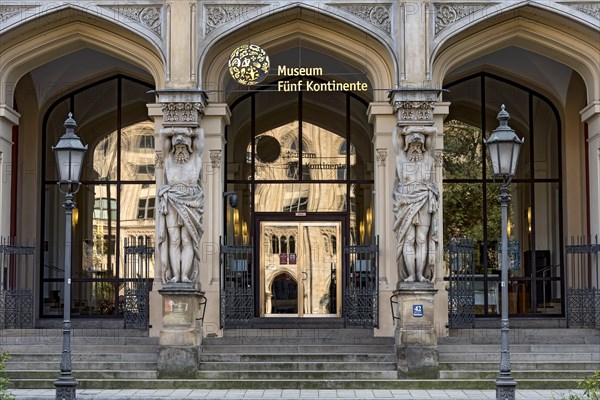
(228, 44, 270, 85)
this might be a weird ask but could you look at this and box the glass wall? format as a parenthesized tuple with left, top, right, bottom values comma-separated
(443, 73, 562, 317)
(42, 75, 155, 317)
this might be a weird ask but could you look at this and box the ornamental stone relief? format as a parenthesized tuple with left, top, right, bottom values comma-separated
(329, 4, 392, 34)
(155, 151, 164, 169)
(434, 4, 489, 34)
(204, 4, 268, 35)
(0, 5, 36, 24)
(376, 148, 388, 167)
(393, 101, 436, 123)
(210, 149, 222, 170)
(162, 102, 205, 126)
(104, 5, 162, 36)
(566, 2, 600, 18)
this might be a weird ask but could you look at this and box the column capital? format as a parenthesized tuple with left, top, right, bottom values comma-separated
(388, 89, 443, 125)
(153, 90, 208, 128)
(0, 104, 20, 126)
(580, 100, 600, 123)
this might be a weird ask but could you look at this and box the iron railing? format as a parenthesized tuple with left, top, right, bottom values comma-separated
(566, 235, 600, 328)
(446, 237, 475, 328)
(343, 236, 379, 327)
(220, 237, 254, 328)
(0, 237, 35, 328)
(123, 236, 154, 329)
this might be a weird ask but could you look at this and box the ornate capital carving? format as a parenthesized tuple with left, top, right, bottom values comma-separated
(204, 5, 268, 35)
(210, 149, 222, 170)
(329, 4, 392, 34)
(376, 148, 388, 167)
(434, 4, 489, 35)
(393, 101, 436, 123)
(161, 102, 204, 126)
(104, 5, 163, 35)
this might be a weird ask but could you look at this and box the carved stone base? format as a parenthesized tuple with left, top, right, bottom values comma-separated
(157, 286, 205, 379)
(393, 281, 439, 378)
(495, 376, 517, 400)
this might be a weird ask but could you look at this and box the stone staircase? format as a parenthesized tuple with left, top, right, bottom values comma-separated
(438, 328, 600, 389)
(2, 328, 158, 389)
(3, 326, 598, 390)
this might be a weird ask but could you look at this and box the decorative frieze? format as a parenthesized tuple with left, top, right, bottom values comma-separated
(567, 2, 600, 18)
(104, 5, 162, 36)
(162, 102, 204, 126)
(376, 148, 388, 167)
(155, 151, 164, 169)
(204, 4, 268, 35)
(393, 101, 436, 123)
(434, 4, 488, 34)
(329, 4, 391, 34)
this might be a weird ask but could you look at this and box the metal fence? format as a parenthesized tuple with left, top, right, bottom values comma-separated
(123, 236, 154, 329)
(446, 237, 475, 328)
(0, 237, 35, 328)
(343, 236, 379, 327)
(566, 235, 600, 328)
(220, 237, 254, 328)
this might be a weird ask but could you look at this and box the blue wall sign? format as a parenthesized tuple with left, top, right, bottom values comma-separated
(413, 304, 423, 317)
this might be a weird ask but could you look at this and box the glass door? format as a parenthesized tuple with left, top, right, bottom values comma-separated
(260, 221, 341, 317)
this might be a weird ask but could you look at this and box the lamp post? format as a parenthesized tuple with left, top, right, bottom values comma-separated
(52, 113, 87, 400)
(485, 105, 523, 400)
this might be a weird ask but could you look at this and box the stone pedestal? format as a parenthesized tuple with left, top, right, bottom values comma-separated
(157, 283, 205, 378)
(393, 281, 439, 378)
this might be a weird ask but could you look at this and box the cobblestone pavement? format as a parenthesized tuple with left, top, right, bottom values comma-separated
(12, 388, 580, 399)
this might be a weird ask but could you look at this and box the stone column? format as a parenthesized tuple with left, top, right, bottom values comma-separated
(388, 89, 442, 377)
(581, 101, 600, 240)
(0, 105, 19, 238)
(154, 90, 208, 378)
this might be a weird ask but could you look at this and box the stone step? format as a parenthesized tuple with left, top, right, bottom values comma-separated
(200, 344, 394, 353)
(221, 328, 376, 339)
(0, 336, 158, 345)
(7, 353, 157, 362)
(439, 361, 600, 371)
(7, 378, 580, 390)
(438, 343, 599, 353)
(442, 329, 600, 344)
(195, 370, 399, 380)
(203, 336, 395, 345)
(439, 352, 600, 362)
(199, 353, 397, 363)
(198, 361, 396, 371)
(7, 370, 158, 380)
(6, 361, 157, 370)
(1, 344, 157, 353)
(439, 370, 594, 380)
(0, 328, 150, 337)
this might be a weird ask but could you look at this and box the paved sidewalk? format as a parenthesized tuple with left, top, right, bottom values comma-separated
(12, 388, 580, 399)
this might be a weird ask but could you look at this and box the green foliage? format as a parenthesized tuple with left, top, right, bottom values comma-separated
(558, 371, 600, 400)
(0, 352, 15, 400)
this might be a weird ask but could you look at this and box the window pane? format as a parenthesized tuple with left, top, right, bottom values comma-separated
(349, 96, 372, 180)
(443, 120, 483, 179)
(227, 96, 252, 181)
(255, 183, 347, 212)
(349, 184, 374, 244)
(121, 121, 156, 180)
(533, 97, 559, 179)
(45, 99, 71, 182)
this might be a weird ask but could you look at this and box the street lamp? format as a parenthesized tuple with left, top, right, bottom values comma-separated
(52, 113, 87, 400)
(485, 105, 523, 400)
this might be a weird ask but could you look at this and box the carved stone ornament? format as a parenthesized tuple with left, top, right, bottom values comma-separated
(434, 4, 489, 34)
(204, 4, 268, 35)
(393, 101, 436, 123)
(162, 102, 204, 126)
(329, 4, 391, 34)
(104, 5, 162, 36)
(155, 151, 164, 169)
(567, 2, 600, 19)
(376, 148, 388, 167)
(0, 5, 36, 24)
(210, 149, 222, 170)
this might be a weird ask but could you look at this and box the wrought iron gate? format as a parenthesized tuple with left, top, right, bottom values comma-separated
(343, 236, 379, 327)
(446, 237, 475, 328)
(123, 236, 153, 329)
(566, 235, 600, 327)
(0, 237, 35, 328)
(220, 237, 254, 327)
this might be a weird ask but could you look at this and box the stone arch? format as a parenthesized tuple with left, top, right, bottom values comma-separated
(432, 4, 600, 103)
(201, 6, 395, 103)
(0, 10, 164, 105)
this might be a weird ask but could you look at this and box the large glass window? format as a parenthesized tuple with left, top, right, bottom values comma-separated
(42, 75, 155, 317)
(443, 73, 562, 317)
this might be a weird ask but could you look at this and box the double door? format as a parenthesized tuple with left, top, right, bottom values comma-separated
(260, 221, 341, 317)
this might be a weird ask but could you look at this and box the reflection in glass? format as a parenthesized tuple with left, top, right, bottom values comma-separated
(255, 184, 347, 212)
